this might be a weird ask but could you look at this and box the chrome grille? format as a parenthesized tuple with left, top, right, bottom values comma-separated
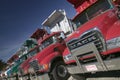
(68, 30, 104, 52)
(29, 60, 39, 72)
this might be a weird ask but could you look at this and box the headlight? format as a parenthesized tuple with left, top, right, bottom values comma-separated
(39, 64, 49, 71)
(107, 37, 120, 50)
(63, 54, 74, 62)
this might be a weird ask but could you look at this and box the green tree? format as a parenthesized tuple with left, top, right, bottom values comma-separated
(0, 59, 7, 71)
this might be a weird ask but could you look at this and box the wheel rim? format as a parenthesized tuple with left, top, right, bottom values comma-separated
(57, 65, 67, 78)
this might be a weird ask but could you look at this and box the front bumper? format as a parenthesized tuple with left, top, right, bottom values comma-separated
(67, 43, 120, 74)
(67, 65, 81, 74)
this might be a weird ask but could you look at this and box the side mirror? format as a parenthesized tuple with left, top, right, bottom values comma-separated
(60, 32, 66, 39)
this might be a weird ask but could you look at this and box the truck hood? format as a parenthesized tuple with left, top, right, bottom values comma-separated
(20, 57, 32, 69)
(30, 43, 57, 64)
(66, 9, 118, 42)
(106, 20, 120, 40)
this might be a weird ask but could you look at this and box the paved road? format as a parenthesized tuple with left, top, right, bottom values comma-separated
(68, 76, 77, 80)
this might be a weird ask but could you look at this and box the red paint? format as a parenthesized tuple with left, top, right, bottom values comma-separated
(21, 32, 66, 73)
(64, 0, 120, 64)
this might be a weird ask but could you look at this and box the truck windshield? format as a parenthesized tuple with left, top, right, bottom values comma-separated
(73, 0, 112, 28)
(41, 32, 65, 48)
(20, 56, 26, 63)
(42, 36, 57, 48)
(27, 49, 38, 58)
(14, 60, 20, 66)
(14, 56, 26, 65)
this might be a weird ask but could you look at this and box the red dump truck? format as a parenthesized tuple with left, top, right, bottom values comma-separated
(29, 31, 70, 80)
(63, 0, 120, 80)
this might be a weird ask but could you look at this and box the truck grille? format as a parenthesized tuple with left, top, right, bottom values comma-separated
(68, 30, 105, 52)
(29, 60, 40, 72)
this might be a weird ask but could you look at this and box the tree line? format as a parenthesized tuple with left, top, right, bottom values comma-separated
(0, 59, 7, 71)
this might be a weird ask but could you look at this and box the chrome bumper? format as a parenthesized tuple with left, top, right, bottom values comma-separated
(67, 43, 120, 74)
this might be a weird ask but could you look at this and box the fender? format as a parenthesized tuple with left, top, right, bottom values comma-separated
(63, 47, 70, 56)
(40, 51, 62, 72)
(106, 20, 120, 40)
(49, 55, 63, 72)
(63, 47, 76, 64)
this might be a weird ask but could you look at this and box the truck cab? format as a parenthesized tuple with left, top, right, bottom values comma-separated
(29, 31, 70, 80)
(63, 0, 120, 79)
(8, 37, 38, 76)
(18, 45, 41, 75)
(9, 53, 27, 76)
(18, 28, 47, 75)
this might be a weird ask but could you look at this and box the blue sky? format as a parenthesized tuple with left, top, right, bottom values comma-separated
(0, 0, 75, 62)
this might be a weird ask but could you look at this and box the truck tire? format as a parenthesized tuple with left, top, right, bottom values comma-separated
(51, 61, 70, 80)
